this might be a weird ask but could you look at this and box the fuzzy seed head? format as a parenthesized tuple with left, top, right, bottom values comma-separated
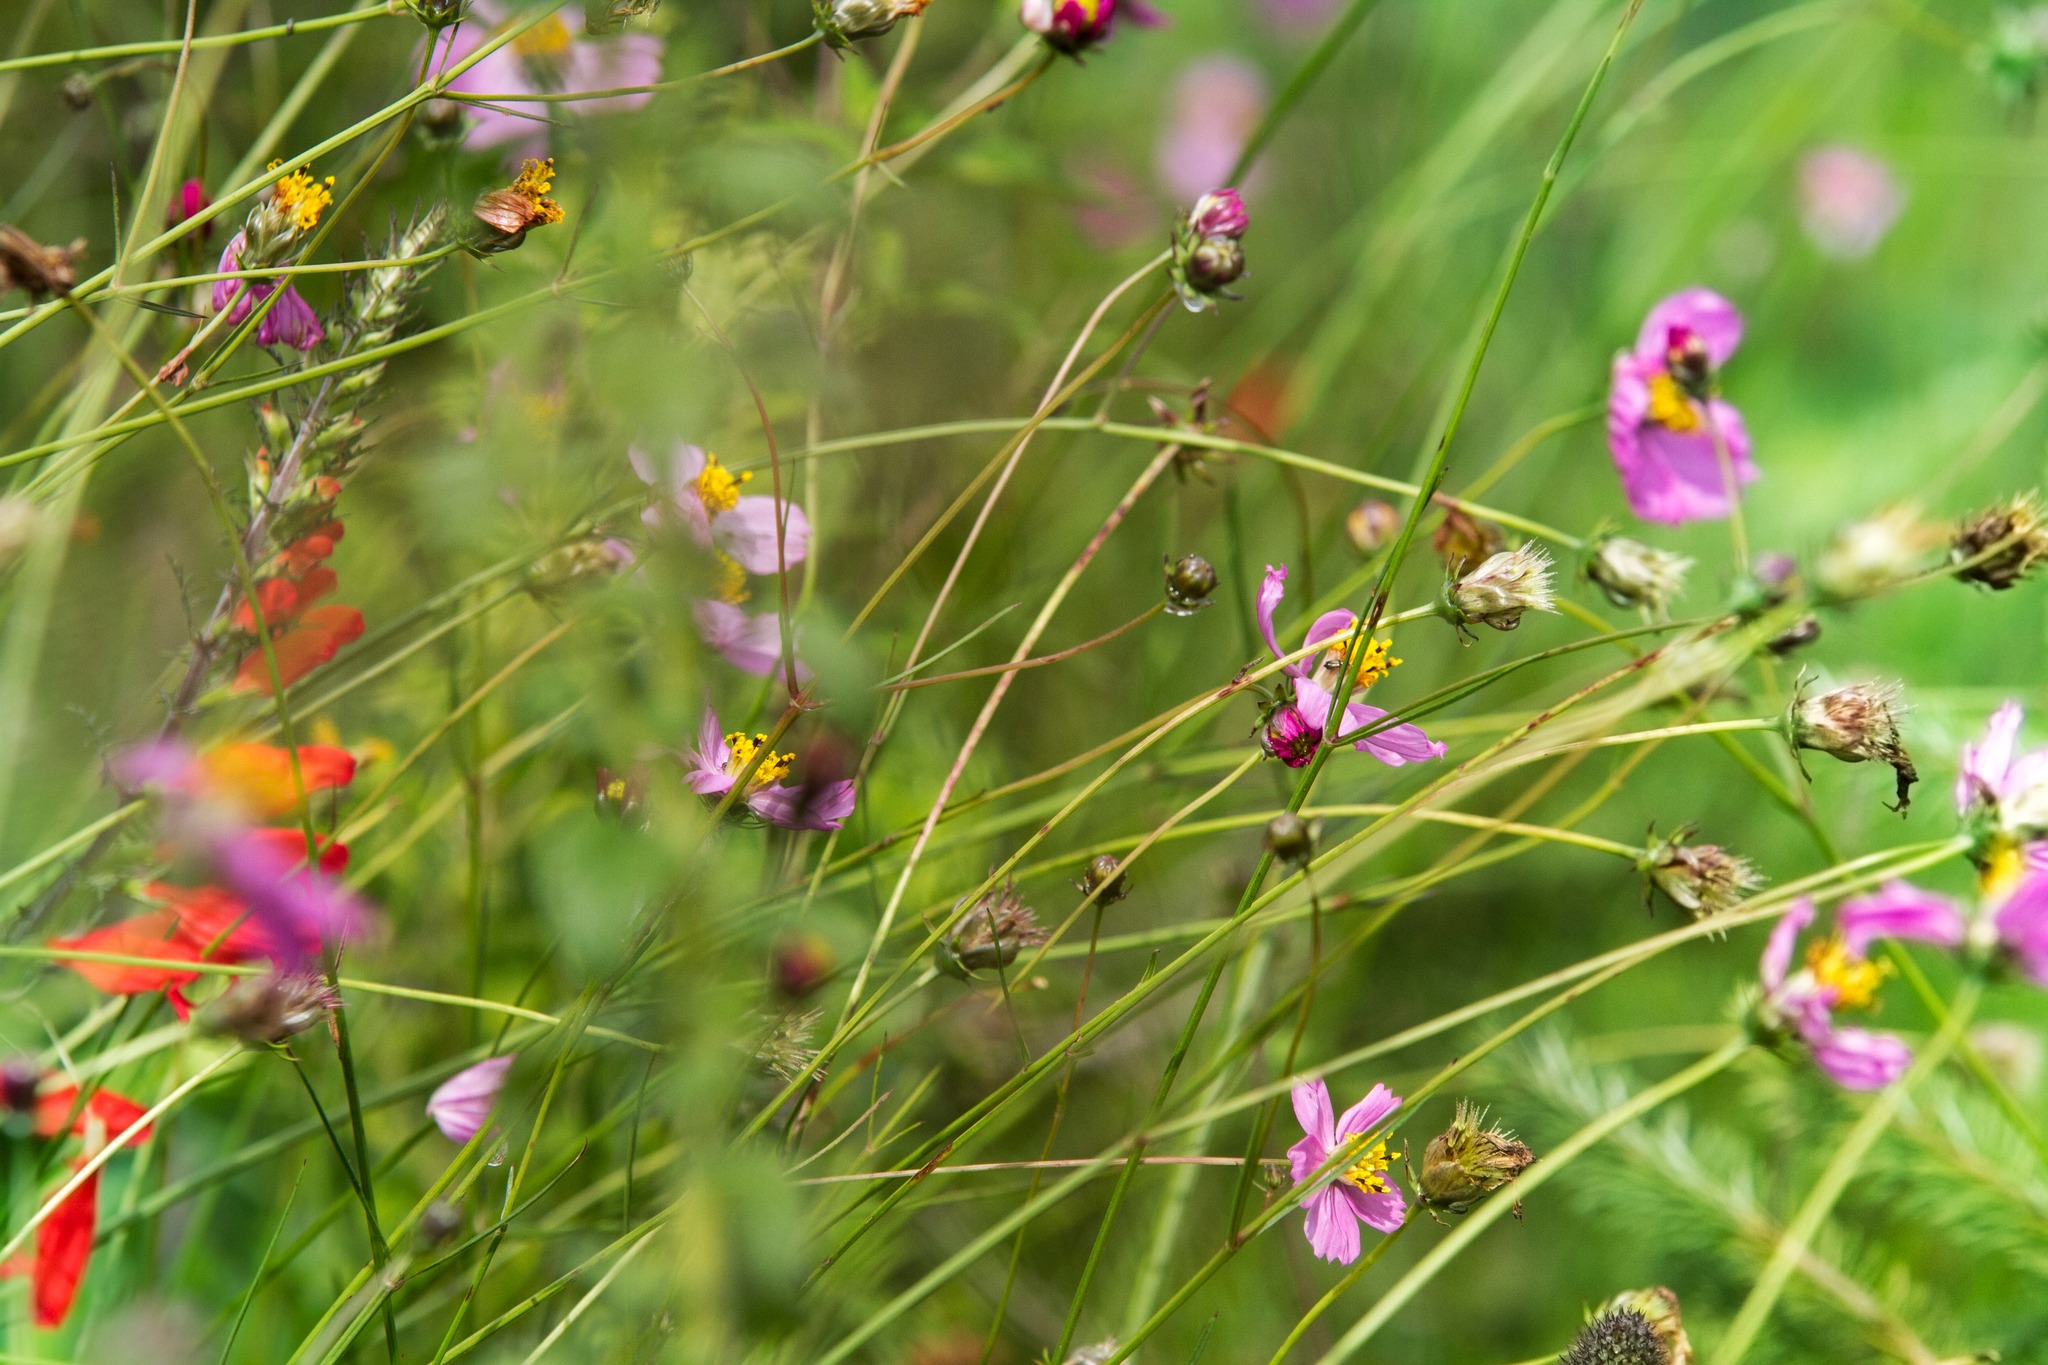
(1448, 544, 1557, 632)
(1597, 1287, 1692, 1365)
(1953, 493, 2048, 590)
(1560, 1309, 1668, 1365)
(0, 226, 84, 299)
(1638, 828, 1762, 919)
(939, 881, 1047, 978)
(1790, 676, 1918, 812)
(816, 0, 928, 43)
(755, 1009, 822, 1081)
(201, 973, 339, 1045)
(1586, 535, 1691, 614)
(1418, 1100, 1535, 1211)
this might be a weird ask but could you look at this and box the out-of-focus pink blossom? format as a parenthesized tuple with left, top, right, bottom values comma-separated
(212, 234, 324, 351)
(1287, 1077, 1405, 1264)
(438, 1, 663, 159)
(166, 179, 212, 236)
(1798, 146, 1904, 260)
(427, 1055, 514, 1142)
(1256, 564, 1444, 767)
(1156, 56, 1268, 205)
(1607, 288, 1756, 525)
(684, 706, 855, 831)
(1755, 899, 1911, 1091)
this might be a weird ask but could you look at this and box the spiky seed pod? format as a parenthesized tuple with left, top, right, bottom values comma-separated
(0, 226, 84, 298)
(1637, 826, 1762, 920)
(1560, 1310, 1668, 1365)
(1953, 493, 2048, 590)
(1076, 854, 1131, 906)
(1789, 676, 1918, 813)
(1418, 1100, 1535, 1212)
(1444, 544, 1558, 636)
(937, 881, 1046, 979)
(1586, 535, 1692, 614)
(1596, 1288, 1692, 1365)
(1163, 553, 1218, 614)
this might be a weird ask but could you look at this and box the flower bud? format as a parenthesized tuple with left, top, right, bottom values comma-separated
(1585, 535, 1691, 614)
(1953, 493, 2048, 591)
(1637, 827, 1762, 920)
(1816, 504, 1941, 600)
(1346, 499, 1400, 555)
(59, 73, 93, 111)
(417, 99, 468, 150)
(1789, 676, 1917, 813)
(1171, 188, 1249, 312)
(938, 881, 1047, 979)
(1163, 553, 1217, 615)
(166, 179, 212, 237)
(1444, 544, 1557, 636)
(1021, 0, 1114, 53)
(815, 0, 929, 45)
(1418, 1101, 1534, 1213)
(1188, 189, 1248, 239)
(200, 973, 339, 1046)
(1183, 237, 1245, 293)
(0, 226, 84, 299)
(1263, 811, 1320, 866)
(1766, 615, 1821, 656)
(403, 0, 471, 27)
(1075, 853, 1131, 906)
(1259, 702, 1321, 769)
(1595, 1288, 1693, 1365)
(469, 159, 565, 256)
(1560, 1309, 1667, 1365)
(1432, 504, 1504, 578)
(594, 765, 648, 826)
(772, 933, 834, 998)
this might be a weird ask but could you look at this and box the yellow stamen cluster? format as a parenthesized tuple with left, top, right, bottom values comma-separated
(725, 732, 794, 786)
(512, 158, 565, 226)
(1342, 1140, 1394, 1195)
(1645, 372, 1702, 433)
(1353, 636, 1401, 689)
(1981, 835, 2027, 901)
(693, 452, 751, 517)
(513, 13, 576, 56)
(1805, 934, 1890, 1012)
(268, 162, 335, 233)
(713, 551, 750, 605)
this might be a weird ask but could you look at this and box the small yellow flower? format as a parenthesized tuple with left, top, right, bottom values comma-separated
(1342, 1140, 1394, 1196)
(693, 451, 751, 517)
(267, 162, 335, 233)
(1805, 934, 1890, 1012)
(512, 13, 576, 56)
(712, 551, 750, 605)
(1645, 371, 1702, 433)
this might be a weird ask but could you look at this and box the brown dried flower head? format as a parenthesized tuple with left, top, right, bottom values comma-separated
(938, 880, 1046, 979)
(471, 159, 566, 255)
(0, 226, 85, 299)
(1953, 493, 2048, 591)
(1789, 675, 1917, 813)
(1432, 502, 1505, 577)
(1418, 1099, 1535, 1213)
(1637, 825, 1762, 920)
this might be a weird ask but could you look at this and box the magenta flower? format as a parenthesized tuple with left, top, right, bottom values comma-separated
(1189, 189, 1248, 239)
(1020, 0, 1161, 54)
(427, 1055, 514, 1142)
(1156, 57, 1268, 205)
(1955, 701, 2048, 847)
(212, 234, 324, 351)
(1837, 881, 1966, 957)
(1260, 701, 1321, 768)
(440, 1, 663, 158)
(166, 178, 212, 236)
(1838, 870, 2048, 988)
(1798, 146, 1904, 261)
(1606, 289, 1756, 526)
(1256, 564, 1445, 767)
(1287, 1078, 1406, 1264)
(630, 443, 808, 575)
(684, 706, 855, 832)
(1755, 899, 1911, 1090)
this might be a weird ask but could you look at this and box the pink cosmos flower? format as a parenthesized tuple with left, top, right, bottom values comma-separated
(1020, 0, 1163, 54)
(211, 233, 324, 351)
(684, 706, 855, 831)
(1755, 899, 1911, 1090)
(1839, 871, 2048, 987)
(1156, 57, 1268, 205)
(630, 442, 808, 575)
(1798, 147, 1904, 261)
(439, 0, 663, 159)
(1287, 1078, 1406, 1264)
(1955, 701, 2048, 846)
(1256, 564, 1445, 766)
(427, 1055, 514, 1142)
(1606, 289, 1757, 526)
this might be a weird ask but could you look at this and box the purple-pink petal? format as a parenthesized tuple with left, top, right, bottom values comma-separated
(111, 739, 199, 794)
(1257, 563, 1288, 663)
(1333, 1082, 1400, 1140)
(1838, 881, 1966, 957)
(694, 599, 790, 677)
(712, 497, 810, 576)
(1339, 1181, 1407, 1234)
(1957, 701, 2024, 814)
(212, 235, 324, 352)
(1302, 1185, 1360, 1263)
(427, 1055, 515, 1142)
(1301, 609, 1358, 655)
(1994, 869, 2048, 984)
(1290, 1077, 1336, 1150)
(1809, 1025, 1911, 1091)
(560, 27, 662, 114)
(213, 828, 369, 967)
(746, 779, 856, 832)
(1610, 397, 1757, 526)
(1344, 702, 1447, 766)
(685, 707, 732, 796)
(1634, 287, 1744, 368)
(1762, 898, 1815, 992)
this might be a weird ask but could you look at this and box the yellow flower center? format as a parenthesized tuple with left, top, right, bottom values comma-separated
(268, 163, 335, 233)
(693, 452, 751, 518)
(725, 732, 794, 786)
(1645, 371, 1702, 433)
(1805, 934, 1890, 1012)
(1316, 635, 1401, 692)
(510, 157, 566, 225)
(1342, 1140, 1394, 1196)
(603, 776, 628, 803)
(713, 551, 751, 605)
(513, 14, 576, 56)
(1981, 836, 2026, 901)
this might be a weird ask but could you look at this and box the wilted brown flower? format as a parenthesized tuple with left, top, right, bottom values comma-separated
(1637, 825, 1762, 920)
(471, 159, 566, 255)
(1789, 675, 1917, 813)
(938, 880, 1045, 979)
(1953, 493, 2048, 591)
(0, 226, 85, 299)
(200, 973, 339, 1045)
(1346, 498, 1401, 555)
(1417, 1099, 1535, 1214)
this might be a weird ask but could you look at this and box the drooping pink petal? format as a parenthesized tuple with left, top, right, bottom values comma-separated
(254, 282, 326, 351)
(1290, 1077, 1336, 1151)
(685, 707, 733, 796)
(1301, 610, 1358, 655)
(713, 497, 810, 576)
(1301, 1185, 1360, 1264)
(1257, 564, 1288, 664)
(632, 443, 713, 543)
(1838, 881, 1967, 957)
(1958, 701, 2024, 814)
(426, 1055, 515, 1142)
(1341, 701, 1446, 766)
(746, 780, 855, 832)
(1762, 899, 1815, 992)
(1634, 287, 1744, 368)
(1808, 1025, 1911, 1090)
(694, 600, 790, 677)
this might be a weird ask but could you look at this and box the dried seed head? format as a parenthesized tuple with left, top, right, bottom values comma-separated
(200, 973, 339, 1046)
(1346, 499, 1401, 555)
(1418, 1100, 1535, 1212)
(1586, 535, 1691, 614)
(1766, 615, 1822, 656)
(1445, 544, 1557, 635)
(1263, 811, 1321, 865)
(1790, 676, 1917, 813)
(0, 1057, 37, 1132)
(1637, 826, 1762, 920)
(1596, 1288, 1692, 1365)
(938, 881, 1046, 979)
(469, 159, 566, 256)
(754, 1009, 822, 1082)
(815, 0, 929, 46)
(59, 74, 92, 111)
(1163, 553, 1218, 615)
(1953, 493, 2048, 591)
(1560, 1309, 1668, 1365)
(1817, 504, 1942, 600)
(1432, 504, 1505, 578)
(1076, 854, 1131, 906)
(0, 226, 85, 299)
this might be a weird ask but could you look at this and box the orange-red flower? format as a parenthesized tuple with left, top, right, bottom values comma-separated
(232, 525, 364, 694)
(28, 1162, 96, 1328)
(195, 743, 357, 818)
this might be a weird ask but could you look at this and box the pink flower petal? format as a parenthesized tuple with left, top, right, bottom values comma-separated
(1838, 881, 1966, 957)
(1634, 287, 1744, 368)
(427, 1055, 515, 1142)
(1761, 898, 1815, 992)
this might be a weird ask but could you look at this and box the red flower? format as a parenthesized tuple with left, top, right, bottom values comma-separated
(34, 1084, 150, 1145)
(51, 911, 204, 1009)
(232, 525, 364, 694)
(195, 743, 357, 817)
(233, 605, 364, 693)
(30, 1162, 96, 1328)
